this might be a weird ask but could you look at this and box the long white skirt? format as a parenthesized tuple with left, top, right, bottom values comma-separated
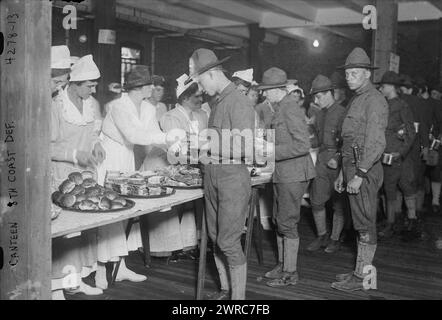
(96, 135, 143, 262)
(141, 151, 198, 255)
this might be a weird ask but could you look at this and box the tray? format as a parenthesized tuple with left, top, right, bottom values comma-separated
(120, 188, 176, 199)
(57, 199, 136, 213)
(164, 184, 203, 190)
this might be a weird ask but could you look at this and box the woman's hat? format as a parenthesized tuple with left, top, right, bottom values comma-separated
(124, 65, 152, 90)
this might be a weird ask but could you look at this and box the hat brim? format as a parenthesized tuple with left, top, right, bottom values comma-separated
(124, 80, 153, 91)
(186, 56, 231, 85)
(337, 63, 379, 70)
(309, 85, 336, 96)
(375, 80, 402, 86)
(257, 82, 289, 91)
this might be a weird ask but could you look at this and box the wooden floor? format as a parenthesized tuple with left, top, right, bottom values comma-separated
(69, 207, 442, 300)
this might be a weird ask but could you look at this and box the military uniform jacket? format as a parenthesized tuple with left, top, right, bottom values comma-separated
(271, 94, 316, 183)
(341, 82, 389, 171)
(384, 97, 416, 158)
(401, 93, 430, 148)
(314, 102, 346, 165)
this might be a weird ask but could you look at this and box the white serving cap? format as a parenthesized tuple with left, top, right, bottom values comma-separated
(176, 74, 196, 99)
(232, 68, 254, 84)
(51, 45, 71, 69)
(70, 54, 101, 82)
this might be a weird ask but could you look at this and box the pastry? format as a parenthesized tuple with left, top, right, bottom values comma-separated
(79, 200, 98, 211)
(111, 202, 124, 210)
(113, 197, 127, 206)
(68, 172, 84, 185)
(99, 197, 112, 210)
(88, 196, 101, 204)
(69, 185, 85, 196)
(75, 194, 87, 203)
(81, 171, 95, 180)
(84, 186, 101, 197)
(82, 178, 97, 188)
(60, 194, 76, 208)
(147, 176, 166, 185)
(59, 179, 76, 194)
(148, 187, 162, 196)
(51, 191, 64, 205)
(103, 190, 118, 201)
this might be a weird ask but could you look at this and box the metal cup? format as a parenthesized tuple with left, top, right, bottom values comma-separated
(431, 139, 441, 151)
(382, 153, 393, 165)
(414, 122, 420, 133)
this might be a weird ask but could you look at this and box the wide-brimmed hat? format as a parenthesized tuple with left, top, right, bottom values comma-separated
(124, 65, 152, 90)
(338, 47, 378, 70)
(309, 75, 335, 95)
(257, 67, 288, 90)
(186, 48, 230, 84)
(377, 71, 401, 86)
(330, 71, 347, 89)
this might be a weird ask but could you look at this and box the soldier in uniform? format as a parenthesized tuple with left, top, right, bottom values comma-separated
(330, 71, 350, 108)
(307, 75, 346, 254)
(332, 48, 389, 292)
(259, 68, 316, 287)
(188, 49, 257, 300)
(377, 71, 418, 238)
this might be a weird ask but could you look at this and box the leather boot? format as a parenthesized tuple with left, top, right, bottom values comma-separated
(264, 234, 283, 279)
(306, 234, 329, 251)
(331, 242, 377, 292)
(229, 263, 247, 300)
(266, 238, 299, 287)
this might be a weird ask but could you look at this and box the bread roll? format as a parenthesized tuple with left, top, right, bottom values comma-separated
(52, 191, 64, 205)
(82, 178, 97, 188)
(111, 202, 124, 210)
(88, 196, 101, 204)
(113, 197, 127, 206)
(76, 194, 87, 202)
(60, 194, 76, 208)
(81, 171, 95, 180)
(99, 197, 111, 210)
(79, 200, 98, 211)
(103, 190, 118, 201)
(69, 185, 85, 196)
(68, 172, 83, 185)
(85, 187, 101, 197)
(59, 179, 76, 194)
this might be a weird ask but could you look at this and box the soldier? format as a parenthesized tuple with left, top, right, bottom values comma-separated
(188, 49, 257, 300)
(307, 75, 346, 254)
(259, 68, 316, 287)
(332, 48, 388, 292)
(330, 71, 350, 108)
(377, 71, 418, 238)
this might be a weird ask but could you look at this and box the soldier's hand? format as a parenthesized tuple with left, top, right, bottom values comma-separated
(327, 158, 338, 170)
(334, 172, 345, 193)
(346, 176, 363, 194)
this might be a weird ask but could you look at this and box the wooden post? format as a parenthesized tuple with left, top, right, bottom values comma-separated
(0, 0, 52, 300)
(93, 0, 120, 107)
(371, 0, 398, 82)
(249, 23, 265, 82)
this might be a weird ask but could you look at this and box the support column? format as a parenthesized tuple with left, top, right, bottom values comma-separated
(0, 0, 52, 300)
(371, 0, 398, 82)
(93, 0, 120, 107)
(439, 18, 442, 84)
(248, 23, 265, 82)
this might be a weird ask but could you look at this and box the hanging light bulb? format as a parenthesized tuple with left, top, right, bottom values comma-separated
(313, 39, 320, 48)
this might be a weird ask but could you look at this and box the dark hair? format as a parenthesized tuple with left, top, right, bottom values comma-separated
(177, 83, 199, 105)
(152, 75, 165, 87)
(232, 77, 251, 89)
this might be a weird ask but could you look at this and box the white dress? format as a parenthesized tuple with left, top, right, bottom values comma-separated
(141, 104, 207, 255)
(96, 95, 166, 262)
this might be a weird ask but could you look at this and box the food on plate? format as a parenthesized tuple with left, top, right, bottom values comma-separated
(60, 194, 76, 208)
(88, 196, 101, 204)
(99, 197, 112, 210)
(103, 190, 118, 201)
(69, 185, 86, 196)
(68, 172, 84, 185)
(128, 177, 145, 185)
(148, 187, 162, 196)
(59, 179, 76, 194)
(165, 187, 174, 195)
(76, 194, 87, 202)
(113, 197, 127, 206)
(85, 186, 101, 197)
(81, 171, 95, 180)
(79, 200, 98, 211)
(82, 178, 97, 188)
(52, 191, 64, 204)
(111, 202, 124, 210)
(146, 175, 166, 185)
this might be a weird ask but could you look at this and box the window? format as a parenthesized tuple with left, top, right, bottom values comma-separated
(121, 46, 142, 86)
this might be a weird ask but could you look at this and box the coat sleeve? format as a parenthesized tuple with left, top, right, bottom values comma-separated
(398, 102, 416, 158)
(160, 113, 183, 133)
(51, 100, 75, 163)
(275, 105, 311, 161)
(359, 95, 388, 170)
(110, 104, 166, 146)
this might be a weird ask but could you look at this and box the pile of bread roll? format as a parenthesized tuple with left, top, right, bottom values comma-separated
(52, 171, 129, 212)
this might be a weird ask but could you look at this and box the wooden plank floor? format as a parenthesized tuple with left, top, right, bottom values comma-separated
(68, 207, 442, 300)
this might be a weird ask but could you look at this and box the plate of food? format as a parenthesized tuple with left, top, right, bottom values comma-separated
(52, 171, 135, 213)
(160, 165, 204, 189)
(108, 174, 176, 199)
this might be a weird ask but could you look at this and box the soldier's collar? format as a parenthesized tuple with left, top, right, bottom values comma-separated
(355, 82, 373, 95)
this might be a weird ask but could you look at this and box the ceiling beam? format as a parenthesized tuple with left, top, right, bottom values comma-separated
(250, 0, 317, 22)
(185, 0, 263, 23)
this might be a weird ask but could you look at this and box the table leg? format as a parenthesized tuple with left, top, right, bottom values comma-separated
(196, 203, 207, 300)
(254, 191, 264, 265)
(139, 215, 151, 268)
(245, 188, 258, 259)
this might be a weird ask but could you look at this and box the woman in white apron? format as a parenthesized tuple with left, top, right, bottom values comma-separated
(51, 53, 105, 299)
(141, 74, 207, 259)
(95, 65, 180, 289)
